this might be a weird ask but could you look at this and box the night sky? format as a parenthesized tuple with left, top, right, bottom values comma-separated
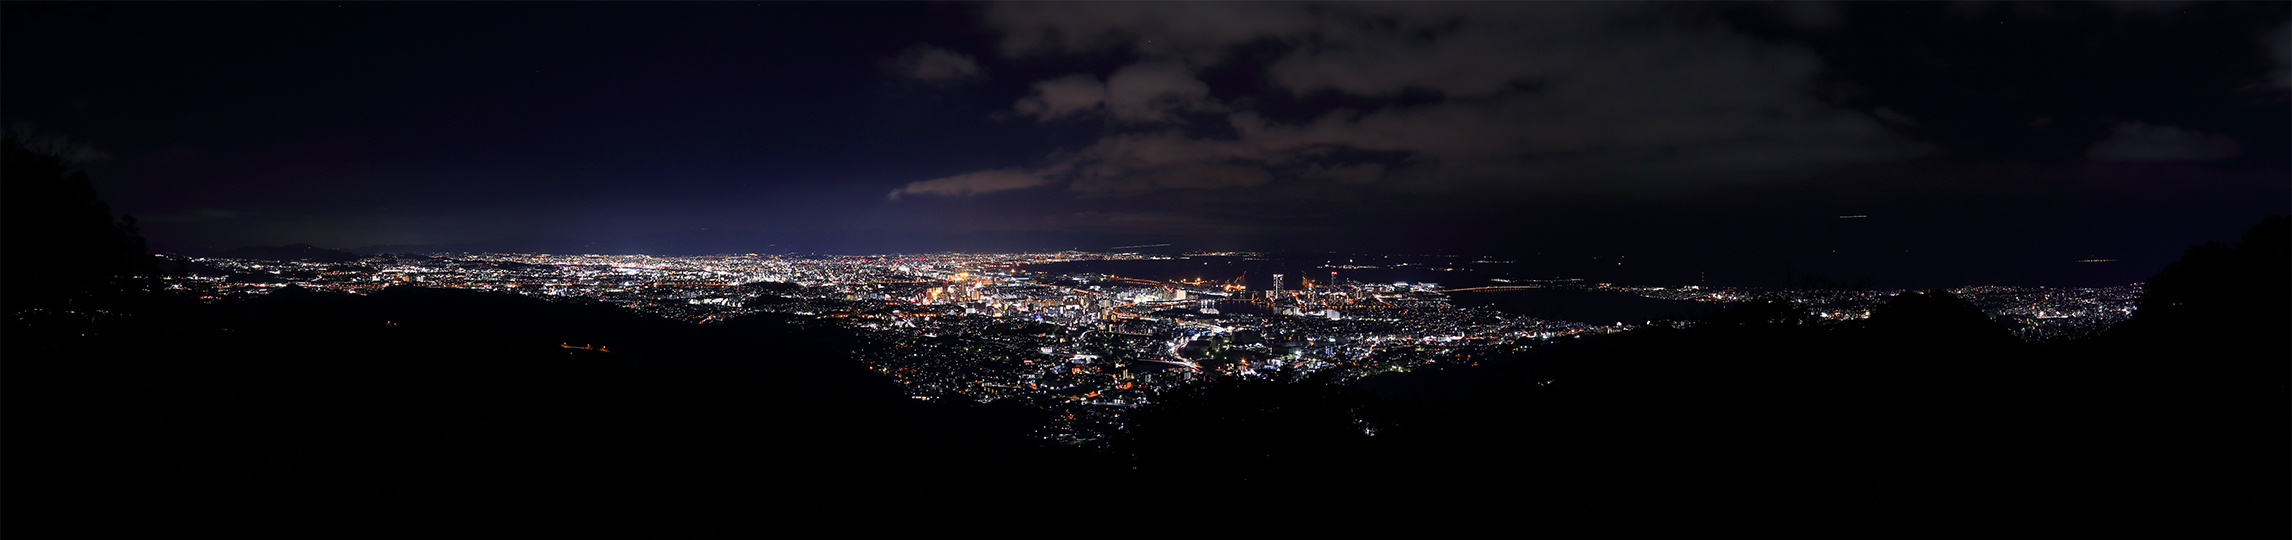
(6, 2, 2286, 288)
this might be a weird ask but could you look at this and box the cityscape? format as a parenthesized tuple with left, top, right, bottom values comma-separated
(8, 1, 2282, 534)
(173, 249, 2145, 445)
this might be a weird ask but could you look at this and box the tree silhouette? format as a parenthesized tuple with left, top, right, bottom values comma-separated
(1863, 289, 2020, 350)
(1, 125, 158, 314)
(2118, 216, 2290, 349)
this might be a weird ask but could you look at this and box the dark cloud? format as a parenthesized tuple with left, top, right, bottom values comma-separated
(890, 44, 984, 83)
(889, 167, 1054, 199)
(1303, 162, 1383, 185)
(983, 2, 1319, 62)
(1011, 74, 1105, 121)
(1102, 61, 1218, 123)
(2086, 121, 2244, 162)
(138, 207, 243, 224)
(1776, 2, 1844, 30)
(6, 123, 109, 163)
(2267, 20, 2291, 91)
(1008, 62, 1223, 123)
(923, 3, 1929, 200)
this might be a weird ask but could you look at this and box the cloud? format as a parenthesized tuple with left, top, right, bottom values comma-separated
(2100, 0, 2194, 16)
(889, 44, 983, 83)
(929, 3, 1929, 199)
(1776, 2, 1843, 30)
(2085, 121, 2243, 162)
(1043, 130, 1282, 196)
(983, 2, 1319, 63)
(1011, 61, 1217, 124)
(1070, 159, 1273, 196)
(6, 123, 111, 163)
(2267, 20, 2291, 91)
(1012, 74, 1106, 121)
(1305, 163, 1385, 185)
(1103, 61, 1216, 123)
(888, 168, 1055, 199)
(1872, 106, 1918, 127)
(1262, 4, 1622, 98)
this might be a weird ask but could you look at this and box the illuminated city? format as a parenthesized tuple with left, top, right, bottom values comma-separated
(8, 1, 2282, 534)
(169, 250, 2144, 445)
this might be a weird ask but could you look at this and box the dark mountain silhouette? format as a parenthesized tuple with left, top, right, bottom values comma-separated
(2110, 215, 2290, 356)
(213, 243, 365, 263)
